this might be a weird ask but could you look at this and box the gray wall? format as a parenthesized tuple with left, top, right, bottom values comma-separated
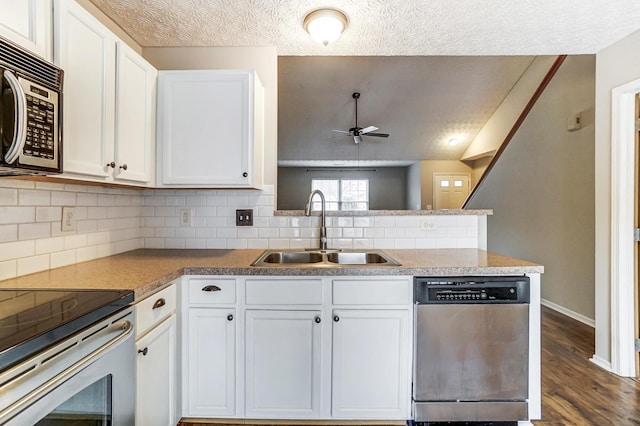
(278, 167, 408, 210)
(467, 55, 595, 320)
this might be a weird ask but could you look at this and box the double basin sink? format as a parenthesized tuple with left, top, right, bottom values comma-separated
(251, 249, 401, 267)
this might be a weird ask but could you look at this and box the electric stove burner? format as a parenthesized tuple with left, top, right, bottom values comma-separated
(0, 289, 133, 371)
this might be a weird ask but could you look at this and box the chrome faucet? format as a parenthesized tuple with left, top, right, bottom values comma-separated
(304, 189, 328, 251)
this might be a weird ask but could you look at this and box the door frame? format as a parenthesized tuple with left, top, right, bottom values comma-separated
(610, 78, 640, 377)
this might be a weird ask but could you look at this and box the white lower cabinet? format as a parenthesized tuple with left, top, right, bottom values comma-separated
(136, 314, 177, 425)
(245, 310, 322, 418)
(186, 307, 236, 416)
(331, 309, 410, 418)
(135, 283, 178, 426)
(181, 275, 412, 421)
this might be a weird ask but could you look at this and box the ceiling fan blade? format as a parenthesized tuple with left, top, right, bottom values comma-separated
(331, 129, 351, 135)
(359, 125, 378, 134)
(367, 132, 390, 137)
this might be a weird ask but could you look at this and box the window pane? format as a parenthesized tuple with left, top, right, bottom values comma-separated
(440, 180, 450, 187)
(341, 179, 368, 211)
(454, 180, 463, 187)
(311, 180, 339, 211)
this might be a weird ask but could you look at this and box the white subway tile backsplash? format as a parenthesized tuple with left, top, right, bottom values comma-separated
(0, 240, 34, 261)
(1, 207, 36, 224)
(0, 188, 18, 205)
(0, 225, 17, 243)
(19, 223, 51, 241)
(17, 255, 50, 276)
(0, 180, 484, 280)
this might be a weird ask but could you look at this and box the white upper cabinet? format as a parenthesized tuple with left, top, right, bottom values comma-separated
(0, 0, 53, 60)
(157, 70, 264, 188)
(115, 41, 156, 184)
(53, 0, 156, 186)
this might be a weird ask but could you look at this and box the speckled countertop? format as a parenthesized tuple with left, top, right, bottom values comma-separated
(0, 249, 543, 300)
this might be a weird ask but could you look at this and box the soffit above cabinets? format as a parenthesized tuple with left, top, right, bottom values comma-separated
(88, 0, 640, 56)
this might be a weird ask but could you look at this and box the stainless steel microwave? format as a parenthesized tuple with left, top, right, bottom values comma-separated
(0, 36, 63, 176)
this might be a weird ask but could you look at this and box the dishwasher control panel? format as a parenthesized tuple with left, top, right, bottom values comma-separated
(414, 276, 530, 304)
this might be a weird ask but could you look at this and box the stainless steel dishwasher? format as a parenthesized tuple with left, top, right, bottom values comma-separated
(412, 276, 530, 425)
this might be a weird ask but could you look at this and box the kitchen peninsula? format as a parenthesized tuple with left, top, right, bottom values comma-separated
(0, 248, 542, 425)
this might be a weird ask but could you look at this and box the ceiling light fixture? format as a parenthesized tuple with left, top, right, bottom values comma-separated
(303, 8, 348, 46)
(448, 138, 459, 146)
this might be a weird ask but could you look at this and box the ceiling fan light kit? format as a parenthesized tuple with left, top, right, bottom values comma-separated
(303, 8, 348, 46)
(332, 92, 390, 144)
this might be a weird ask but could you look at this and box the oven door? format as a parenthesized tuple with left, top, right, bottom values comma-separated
(0, 309, 135, 425)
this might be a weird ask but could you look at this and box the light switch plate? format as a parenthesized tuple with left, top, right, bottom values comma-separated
(179, 208, 192, 227)
(236, 209, 253, 226)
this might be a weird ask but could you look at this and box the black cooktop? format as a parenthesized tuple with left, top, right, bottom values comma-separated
(0, 289, 134, 371)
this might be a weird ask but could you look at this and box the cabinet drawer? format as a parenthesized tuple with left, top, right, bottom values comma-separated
(136, 284, 176, 338)
(332, 279, 411, 305)
(188, 278, 236, 304)
(245, 279, 322, 305)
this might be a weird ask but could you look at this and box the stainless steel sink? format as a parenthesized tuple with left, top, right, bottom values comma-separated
(251, 249, 401, 267)
(261, 251, 324, 264)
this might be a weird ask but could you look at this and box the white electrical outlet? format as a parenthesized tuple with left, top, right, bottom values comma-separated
(180, 208, 192, 227)
(420, 218, 436, 231)
(61, 207, 76, 231)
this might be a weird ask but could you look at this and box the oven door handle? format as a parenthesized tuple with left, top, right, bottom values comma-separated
(3, 70, 27, 165)
(0, 320, 133, 424)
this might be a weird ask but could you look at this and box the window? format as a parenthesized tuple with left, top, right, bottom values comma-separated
(311, 179, 369, 211)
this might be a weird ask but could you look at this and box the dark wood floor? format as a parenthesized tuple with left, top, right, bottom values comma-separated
(534, 306, 640, 425)
(180, 306, 640, 425)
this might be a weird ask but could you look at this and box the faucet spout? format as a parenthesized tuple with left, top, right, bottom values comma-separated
(304, 189, 328, 251)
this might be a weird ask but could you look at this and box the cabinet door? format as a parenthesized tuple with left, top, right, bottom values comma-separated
(54, 0, 115, 178)
(331, 309, 410, 418)
(245, 310, 322, 418)
(114, 41, 156, 184)
(0, 0, 52, 60)
(186, 308, 236, 416)
(136, 314, 177, 426)
(157, 70, 256, 187)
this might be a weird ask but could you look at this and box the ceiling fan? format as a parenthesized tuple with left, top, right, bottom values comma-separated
(332, 92, 390, 144)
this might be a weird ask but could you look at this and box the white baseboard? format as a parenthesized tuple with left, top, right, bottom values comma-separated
(589, 354, 613, 372)
(541, 298, 595, 328)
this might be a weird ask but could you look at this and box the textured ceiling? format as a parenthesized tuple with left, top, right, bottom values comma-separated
(278, 56, 535, 163)
(89, 0, 640, 55)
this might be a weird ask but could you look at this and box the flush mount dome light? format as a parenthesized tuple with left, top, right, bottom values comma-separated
(303, 8, 348, 46)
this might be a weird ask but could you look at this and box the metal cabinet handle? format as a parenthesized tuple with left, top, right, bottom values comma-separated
(138, 347, 148, 356)
(227, 314, 234, 321)
(202, 285, 221, 292)
(152, 298, 166, 310)
(315, 316, 321, 324)
(119, 163, 128, 170)
(106, 161, 115, 168)
(333, 315, 340, 322)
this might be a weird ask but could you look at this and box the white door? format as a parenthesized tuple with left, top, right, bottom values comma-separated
(114, 41, 156, 184)
(54, 0, 115, 178)
(0, 0, 52, 60)
(157, 70, 251, 186)
(245, 310, 322, 418)
(186, 308, 236, 416)
(136, 314, 177, 426)
(331, 309, 410, 418)
(434, 173, 471, 209)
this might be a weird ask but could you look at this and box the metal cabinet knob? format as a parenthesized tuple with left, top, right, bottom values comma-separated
(242, 172, 248, 177)
(333, 315, 340, 322)
(315, 316, 321, 324)
(119, 163, 128, 170)
(227, 314, 234, 321)
(106, 161, 115, 168)
(202, 285, 221, 292)
(138, 347, 148, 356)
(152, 298, 166, 310)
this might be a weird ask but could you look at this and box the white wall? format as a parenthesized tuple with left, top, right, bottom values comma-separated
(467, 55, 596, 321)
(594, 28, 640, 366)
